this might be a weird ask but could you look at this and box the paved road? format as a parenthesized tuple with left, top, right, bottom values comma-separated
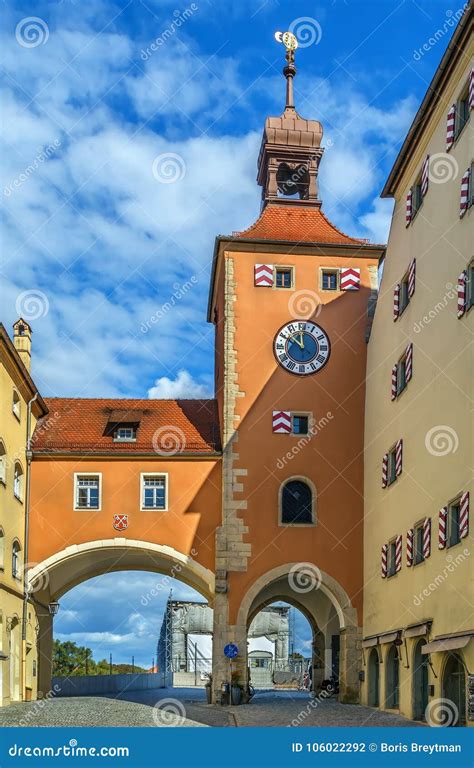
(0, 688, 422, 728)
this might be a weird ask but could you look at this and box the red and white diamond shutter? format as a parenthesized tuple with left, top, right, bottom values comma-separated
(446, 104, 456, 150)
(272, 411, 291, 434)
(438, 506, 448, 549)
(460, 491, 470, 539)
(254, 264, 273, 287)
(460, 168, 470, 217)
(382, 453, 389, 488)
(391, 364, 398, 401)
(469, 69, 474, 110)
(408, 258, 416, 298)
(406, 529, 414, 567)
(340, 268, 360, 291)
(457, 271, 467, 318)
(381, 544, 388, 578)
(421, 156, 429, 197)
(405, 343, 413, 382)
(395, 439, 403, 477)
(423, 517, 431, 559)
(395, 535, 402, 573)
(393, 284, 400, 321)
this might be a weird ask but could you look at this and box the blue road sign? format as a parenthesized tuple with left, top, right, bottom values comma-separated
(224, 643, 238, 659)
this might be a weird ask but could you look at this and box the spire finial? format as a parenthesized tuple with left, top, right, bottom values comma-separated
(275, 30, 298, 110)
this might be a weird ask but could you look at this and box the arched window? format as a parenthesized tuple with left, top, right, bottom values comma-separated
(0, 440, 6, 484)
(0, 527, 4, 570)
(12, 540, 21, 580)
(12, 390, 21, 420)
(13, 462, 24, 501)
(280, 479, 314, 525)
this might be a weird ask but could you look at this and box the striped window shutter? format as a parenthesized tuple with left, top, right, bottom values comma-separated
(446, 104, 456, 149)
(405, 188, 412, 226)
(423, 517, 431, 559)
(457, 271, 467, 318)
(460, 491, 470, 539)
(381, 544, 388, 578)
(340, 268, 360, 290)
(272, 411, 291, 434)
(395, 534, 402, 573)
(406, 529, 414, 567)
(421, 155, 429, 196)
(408, 258, 416, 298)
(405, 343, 413, 382)
(438, 506, 448, 549)
(391, 364, 398, 401)
(393, 284, 400, 321)
(469, 68, 474, 111)
(382, 453, 389, 488)
(460, 168, 470, 217)
(395, 439, 403, 477)
(254, 264, 273, 287)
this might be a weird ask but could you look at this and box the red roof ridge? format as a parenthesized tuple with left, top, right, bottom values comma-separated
(232, 203, 372, 246)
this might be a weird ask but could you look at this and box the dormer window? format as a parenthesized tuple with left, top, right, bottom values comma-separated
(105, 409, 142, 443)
(113, 427, 136, 442)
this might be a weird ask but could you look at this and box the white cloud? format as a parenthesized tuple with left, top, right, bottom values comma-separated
(148, 369, 211, 399)
(1, 11, 417, 399)
(359, 198, 395, 244)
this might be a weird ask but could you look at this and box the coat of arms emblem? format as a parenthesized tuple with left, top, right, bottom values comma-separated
(113, 514, 128, 532)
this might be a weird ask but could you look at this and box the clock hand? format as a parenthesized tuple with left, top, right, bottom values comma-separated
(292, 332, 304, 349)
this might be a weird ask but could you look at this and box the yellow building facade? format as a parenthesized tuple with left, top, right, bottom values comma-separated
(362, 10, 473, 725)
(0, 320, 47, 705)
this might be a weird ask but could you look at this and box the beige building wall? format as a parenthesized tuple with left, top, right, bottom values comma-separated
(0, 324, 46, 706)
(362, 39, 473, 725)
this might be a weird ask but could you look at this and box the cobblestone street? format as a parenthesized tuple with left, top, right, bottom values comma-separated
(0, 689, 423, 728)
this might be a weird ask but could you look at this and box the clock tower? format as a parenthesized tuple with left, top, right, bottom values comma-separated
(208, 33, 385, 701)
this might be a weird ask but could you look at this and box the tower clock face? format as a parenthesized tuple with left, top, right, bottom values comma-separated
(274, 321, 331, 376)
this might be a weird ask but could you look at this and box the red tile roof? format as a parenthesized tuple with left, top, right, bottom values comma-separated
(33, 398, 221, 454)
(234, 203, 369, 245)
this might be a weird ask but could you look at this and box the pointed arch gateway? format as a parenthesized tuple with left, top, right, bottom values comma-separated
(232, 563, 361, 702)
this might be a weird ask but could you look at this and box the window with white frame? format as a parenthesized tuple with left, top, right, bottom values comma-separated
(113, 426, 137, 442)
(74, 474, 101, 510)
(321, 269, 339, 291)
(13, 462, 23, 501)
(12, 390, 21, 420)
(12, 540, 21, 580)
(0, 441, 6, 485)
(274, 267, 293, 289)
(141, 474, 167, 510)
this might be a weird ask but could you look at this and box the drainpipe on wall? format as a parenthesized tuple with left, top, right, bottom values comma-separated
(22, 392, 38, 701)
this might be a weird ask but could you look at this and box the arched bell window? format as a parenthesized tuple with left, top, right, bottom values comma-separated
(280, 478, 315, 525)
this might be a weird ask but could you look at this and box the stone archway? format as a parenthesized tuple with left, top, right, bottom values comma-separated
(230, 564, 361, 703)
(28, 539, 215, 697)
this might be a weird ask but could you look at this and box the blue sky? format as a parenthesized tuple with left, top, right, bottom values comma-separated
(1, 0, 460, 665)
